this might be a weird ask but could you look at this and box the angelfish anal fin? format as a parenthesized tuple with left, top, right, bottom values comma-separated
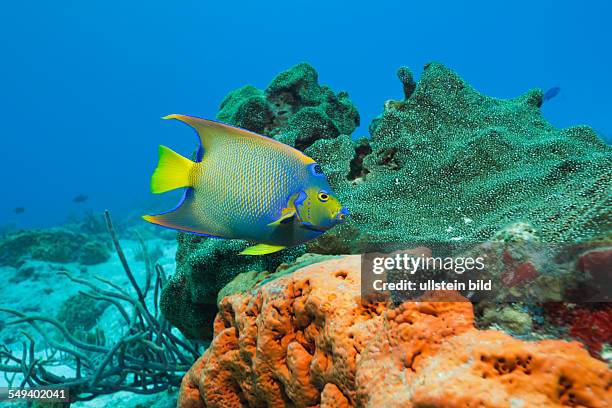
(267, 208, 297, 227)
(239, 244, 286, 256)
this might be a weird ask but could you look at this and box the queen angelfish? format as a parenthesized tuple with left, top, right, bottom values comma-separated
(143, 114, 349, 255)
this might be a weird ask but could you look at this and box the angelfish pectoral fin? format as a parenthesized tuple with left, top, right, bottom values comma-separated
(267, 208, 296, 227)
(268, 190, 307, 227)
(239, 244, 286, 256)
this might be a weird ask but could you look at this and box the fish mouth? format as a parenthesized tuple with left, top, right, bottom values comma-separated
(336, 207, 350, 222)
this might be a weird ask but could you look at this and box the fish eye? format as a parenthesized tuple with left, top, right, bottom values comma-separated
(318, 191, 329, 202)
(338, 213, 346, 220)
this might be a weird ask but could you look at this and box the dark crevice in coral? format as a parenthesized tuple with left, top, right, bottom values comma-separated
(347, 139, 372, 181)
(377, 147, 401, 170)
(266, 92, 299, 133)
(405, 350, 422, 372)
(334, 270, 348, 280)
(277, 379, 290, 404)
(397, 66, 416, 99)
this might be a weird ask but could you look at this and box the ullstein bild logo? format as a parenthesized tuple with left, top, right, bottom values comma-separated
(359, 242, 612, 305)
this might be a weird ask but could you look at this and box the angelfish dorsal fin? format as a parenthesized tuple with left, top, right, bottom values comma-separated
(161, 114, 313, 163)
(163, 114, 271, 150)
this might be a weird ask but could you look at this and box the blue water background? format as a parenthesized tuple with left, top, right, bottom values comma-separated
(1, 0, 611, 228)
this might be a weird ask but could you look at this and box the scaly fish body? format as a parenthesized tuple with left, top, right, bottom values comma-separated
(182, 127, 325, 244)
(143, 115, 348, 255)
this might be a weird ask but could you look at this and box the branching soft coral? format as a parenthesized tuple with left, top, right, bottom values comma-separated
(0, 211, 203, 402)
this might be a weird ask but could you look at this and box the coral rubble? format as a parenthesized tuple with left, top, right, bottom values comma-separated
(177, 256, 612, 407)
(0, 228, 110, 266)
(545, 302, 612, 357)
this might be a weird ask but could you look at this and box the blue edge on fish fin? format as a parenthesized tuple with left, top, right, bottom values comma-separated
(294, 190, 307, 207)
(173, 114, 308, 162)
(148, 128, 217, 238)
(148, 187, 224, 239)
(196, 145, 204, 162)
(279, 216, 293, 225)
(190, 121, 204, 162)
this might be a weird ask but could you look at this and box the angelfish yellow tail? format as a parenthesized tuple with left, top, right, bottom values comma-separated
(150, 145, 195, 194)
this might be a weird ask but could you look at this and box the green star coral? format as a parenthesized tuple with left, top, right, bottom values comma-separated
(307, 63, 611, 253)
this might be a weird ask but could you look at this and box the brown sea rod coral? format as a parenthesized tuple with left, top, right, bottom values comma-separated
(177, 256, 611, 408)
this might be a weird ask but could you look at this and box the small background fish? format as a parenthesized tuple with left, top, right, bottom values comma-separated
(543, 86, 561, 102)
(73, 194, 88, 204)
